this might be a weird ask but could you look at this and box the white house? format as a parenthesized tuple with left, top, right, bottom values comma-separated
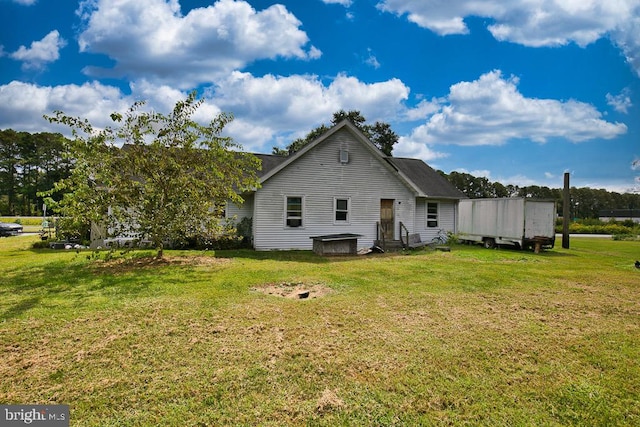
(227, 120, 466, 251)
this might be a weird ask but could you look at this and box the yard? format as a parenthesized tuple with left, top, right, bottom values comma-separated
(1, 235, 638, 426)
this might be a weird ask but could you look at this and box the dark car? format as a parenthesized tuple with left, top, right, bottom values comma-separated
(0, 222, 23, 237)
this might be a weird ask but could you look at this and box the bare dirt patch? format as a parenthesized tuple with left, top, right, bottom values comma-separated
(251, 281, 334, 299)
(93, 255, 231, 273)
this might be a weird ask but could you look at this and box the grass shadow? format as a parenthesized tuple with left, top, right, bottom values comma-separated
(1, 296, 41, 320)
(0, 256, 154, 320)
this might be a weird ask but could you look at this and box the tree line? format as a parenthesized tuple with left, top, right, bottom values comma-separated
(440, 170, 640, 219)
(0, 129, 72, 216)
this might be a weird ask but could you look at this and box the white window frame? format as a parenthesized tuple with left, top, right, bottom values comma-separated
(285, 196, 304, 228)
(426, 201, 438, 228)
(334, 197, 351, 224)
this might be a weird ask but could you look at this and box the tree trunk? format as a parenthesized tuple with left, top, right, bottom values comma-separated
(156, 241, 164, 259)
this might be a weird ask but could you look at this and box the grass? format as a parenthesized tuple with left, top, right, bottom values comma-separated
(1, 236, 639, 426)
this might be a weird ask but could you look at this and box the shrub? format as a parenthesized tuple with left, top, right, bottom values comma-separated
(555, 218, 639, 235)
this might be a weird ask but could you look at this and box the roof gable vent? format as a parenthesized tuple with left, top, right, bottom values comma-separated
(339, 150, 349, 164)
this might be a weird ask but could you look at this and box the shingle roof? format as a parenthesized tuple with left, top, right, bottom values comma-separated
(252, 121, 465, 200)
(386, 157, 467, 199)
(252, 153, 288, 178)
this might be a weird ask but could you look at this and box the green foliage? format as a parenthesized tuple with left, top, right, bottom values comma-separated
(441, 170, 640, 219)
(0, 129, 72, 216)
(0, 217, 44, 226)
(555, 218, 640, 235)
(43, 92, 260, 256)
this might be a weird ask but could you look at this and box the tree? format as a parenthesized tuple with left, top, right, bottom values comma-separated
(0, 129, 71, 216)
(272, 110, 399, 156)
(0, 129, 21, 215)
(43, 92, 260, 257)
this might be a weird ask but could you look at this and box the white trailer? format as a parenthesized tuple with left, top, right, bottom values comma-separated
(458, 198, 556, 250)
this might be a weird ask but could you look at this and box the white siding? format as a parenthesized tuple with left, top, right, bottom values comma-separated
(226, 194, 254, 222)
(415, 199, 457, 241)
(254, 128, 416, 250)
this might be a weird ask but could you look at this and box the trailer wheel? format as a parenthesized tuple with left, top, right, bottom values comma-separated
(483, 238, 496, 249)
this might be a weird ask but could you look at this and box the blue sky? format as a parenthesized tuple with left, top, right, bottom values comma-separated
(1, 0, 639, 192)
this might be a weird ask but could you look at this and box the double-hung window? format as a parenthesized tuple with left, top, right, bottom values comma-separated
(334, 198, 350, 223)
(427, 202, 438, 228)
(286, 196, 303, 228)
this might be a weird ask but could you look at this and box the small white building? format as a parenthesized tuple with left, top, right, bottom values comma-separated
(227, 120, 466, 251)
(599, 209, 640, 223)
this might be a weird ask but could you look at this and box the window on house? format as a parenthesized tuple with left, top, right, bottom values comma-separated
(286, 196, 303, 227)
(335, 198, 350, 223)
(427, 202, 438, 228)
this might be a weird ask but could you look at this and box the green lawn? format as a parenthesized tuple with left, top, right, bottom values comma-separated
(1, 235, 639, 426)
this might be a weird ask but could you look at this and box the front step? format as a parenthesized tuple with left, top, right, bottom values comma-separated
(374, 239, 404, 252)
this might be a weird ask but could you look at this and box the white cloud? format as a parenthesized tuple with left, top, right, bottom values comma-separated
(393, 135, 448, 161)
(0, 80, 131, 133)
(322, 0, 353, 6)
(606, 89, 633, 113)
(452, 168, 492, 179)
(404, 70, 627, 147)
(76, 0, 319, 87)
(9, 30, 67, 70)
(208, 72, 411, 151)
(611, 13, 640, 78)
(364, 48, 381, 69)
(12, 0, 37, 5)
(403, 98, 443, 121)
(0, 72, 412, 153)
(377, 0, 640, 76)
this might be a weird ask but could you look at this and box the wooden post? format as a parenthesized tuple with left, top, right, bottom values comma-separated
(562, 172, 570, 249)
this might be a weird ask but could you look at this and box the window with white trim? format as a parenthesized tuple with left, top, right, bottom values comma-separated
(286, 196, 303, 228)
(427, 202, 438, 228)
(334, 197, 350, 223)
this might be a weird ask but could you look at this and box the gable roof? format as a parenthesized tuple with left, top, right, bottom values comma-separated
(386, 157, 467, 199)
(255, 120, 464, 200)
(252, 153, 288, 178)
(258, 120, 385, 183)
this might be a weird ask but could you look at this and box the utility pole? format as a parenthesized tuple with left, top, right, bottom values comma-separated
(562, 172, 570, 249)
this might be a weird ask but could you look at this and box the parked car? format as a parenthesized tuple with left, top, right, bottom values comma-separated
(0, 222, 23, 237)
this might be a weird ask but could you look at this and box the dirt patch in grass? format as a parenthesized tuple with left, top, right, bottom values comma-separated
(94, 255, 231, 273)
(251, 281, 334, 299)
(316, 388, 345, 413)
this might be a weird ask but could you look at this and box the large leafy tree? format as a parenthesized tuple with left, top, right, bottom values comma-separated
(273, 110, 398, 156)
(44, 92, 260, 256)
(0, 129, 70, 215)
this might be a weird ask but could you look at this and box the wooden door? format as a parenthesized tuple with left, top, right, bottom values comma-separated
(380, 199, 394, 240)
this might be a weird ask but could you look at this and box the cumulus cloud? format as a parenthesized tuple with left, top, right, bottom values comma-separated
(0, 71, 412, 153)
(393, 135, 449, 161)
(402, 98, 443, 121)
(402, 70, 627, 147)
(377, 0, 640, 76)
(12, 0, 37, 5)
(9, 30, 67, 70)
(0, 80, 132, 133)
(76, 0, 320, 87)
(606, 89, 633, 113)
(207, 72, 411, 151)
